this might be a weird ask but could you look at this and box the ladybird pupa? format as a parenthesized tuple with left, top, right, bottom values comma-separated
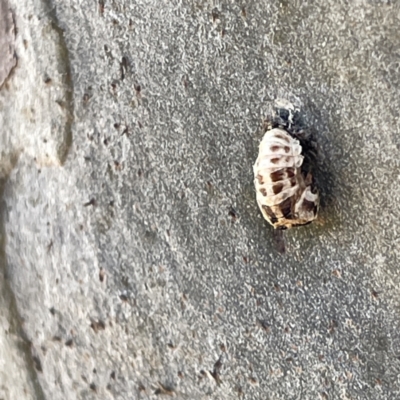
(254, 125, 319, 230)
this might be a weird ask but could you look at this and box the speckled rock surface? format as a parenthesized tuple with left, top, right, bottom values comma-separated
(0, 0, 16, 88)
(1, 0, 400, 399)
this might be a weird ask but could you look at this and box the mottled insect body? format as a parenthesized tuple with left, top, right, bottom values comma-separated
(254, 127, 319, 230)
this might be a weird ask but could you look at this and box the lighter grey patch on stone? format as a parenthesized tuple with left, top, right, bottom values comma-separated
(0, 0, 74, 176)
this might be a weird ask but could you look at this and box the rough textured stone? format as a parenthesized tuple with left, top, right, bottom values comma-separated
(0, 0, 16, 88)
(2, 0, 400, 399)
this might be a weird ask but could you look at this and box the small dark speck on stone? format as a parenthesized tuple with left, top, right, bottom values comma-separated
(89, 383, 97, 392)
(99, 268, 105, 282)
(119, 293, 128, 302)
(155, 382, 175, 396)
(65, 339, 73, 347)
(228, 206, 238, 221)
(32, 355, 43, 372)
(138, 383, 146, 392)
(84, 198, 96, 207)
(90, 319, 106, 332)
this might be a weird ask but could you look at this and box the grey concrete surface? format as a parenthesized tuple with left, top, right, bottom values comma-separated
(1, 0, 400, 399)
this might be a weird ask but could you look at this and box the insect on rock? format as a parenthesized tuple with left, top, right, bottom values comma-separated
(253, 102, 319, 251)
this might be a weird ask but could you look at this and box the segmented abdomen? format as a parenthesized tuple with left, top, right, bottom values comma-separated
(254, 128, 319, 229)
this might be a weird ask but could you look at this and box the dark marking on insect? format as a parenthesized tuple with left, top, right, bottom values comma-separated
(256, 174, 264, 184)
(284, 146, 290, 153)
(271, 158, 279, 164)
(302, 199, 316, 213)
(279, 197, 293, 219)
(260, 188, 267, 197)
(270, 169, 285, 182)
(273, 132, 290, 142)
(273, 183, 284, 194)
(262, 205, 278, 223)
(287, 168, 295, 178)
